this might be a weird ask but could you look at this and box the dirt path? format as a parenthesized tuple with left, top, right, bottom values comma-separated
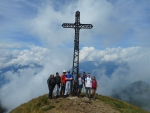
(44, 96, 120, 113)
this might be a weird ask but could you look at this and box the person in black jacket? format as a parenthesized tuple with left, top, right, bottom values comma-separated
(48, 74, 56, 99)
(54, 72, 61, 98)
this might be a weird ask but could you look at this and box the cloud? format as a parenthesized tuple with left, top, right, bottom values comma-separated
(1, 45, 73, 68)
(22, 0, 150, 48)
(80, 46, 150, 62)
(80, 46, 150, 95)
(0, 45, 73, 112)
(0, 0, 150, 48)
(1, 45, 150, 112)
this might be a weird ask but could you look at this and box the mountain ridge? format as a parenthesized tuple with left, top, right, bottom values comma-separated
(10, 94, 149, 113)
(112, 80, 150, 111)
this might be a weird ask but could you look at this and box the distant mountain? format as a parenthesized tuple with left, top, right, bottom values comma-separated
(80, 61, 129, 77)
(112, 81, 150, 111)
(0, 60, 129, 87)
(0, 63, 43, 74)
(0, 63, 43, 87)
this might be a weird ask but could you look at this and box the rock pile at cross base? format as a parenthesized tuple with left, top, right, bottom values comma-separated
(43, 97, 119, 113)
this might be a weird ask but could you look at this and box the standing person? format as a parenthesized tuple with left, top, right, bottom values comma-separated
(85, 73, 92, 98)
(60, 70, 66, 97)
(91, 76, 98, 100)
(78, 73, 83, 97)
(47, 74, 51, 98)
(64, 71, 73, 97)
(47, 75, 51, 85)
(54, 72, 61, 99)
(82, 72, 87, 93)
(48, 74, 56, 99)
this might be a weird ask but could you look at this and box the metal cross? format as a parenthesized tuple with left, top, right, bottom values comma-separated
(62, 11, 93, 95)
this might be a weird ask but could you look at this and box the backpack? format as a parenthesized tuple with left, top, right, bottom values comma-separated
(92, 80, 97, 88)
(47, 77, 50, 84)
(83, 75, 87, 82)
(55, 76, 61, 84)
(49, 78, 55, 85)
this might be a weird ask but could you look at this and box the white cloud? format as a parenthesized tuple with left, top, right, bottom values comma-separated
(23, 0, 150, 48)
(80, 46, 150, 62)
(80, 46, 150, 95)
(0, 0, 150, 49)
(1, 46, 49, 67)
(0, 45, 72, 112)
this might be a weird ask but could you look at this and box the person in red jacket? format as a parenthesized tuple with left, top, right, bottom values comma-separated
(60, 70, 66, 97)
(91, 76, 98, 100)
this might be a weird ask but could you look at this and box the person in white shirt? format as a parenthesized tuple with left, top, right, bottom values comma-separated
(85, 73, 92, 98)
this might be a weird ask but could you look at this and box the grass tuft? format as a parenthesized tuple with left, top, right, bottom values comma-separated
(97, 94, 149, 113)
(55, 100, 60, 103)
(42, 105, 55, 111)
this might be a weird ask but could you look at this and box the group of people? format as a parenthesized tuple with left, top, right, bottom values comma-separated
(47, 70, 98, 100)
(78, 72, 98, 100)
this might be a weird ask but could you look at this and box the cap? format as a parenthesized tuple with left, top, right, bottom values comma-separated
(63, 70, 66, 72)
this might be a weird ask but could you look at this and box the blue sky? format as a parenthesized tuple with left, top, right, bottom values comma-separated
(0, 0, 150, 50)
(0, 0, 150, 112)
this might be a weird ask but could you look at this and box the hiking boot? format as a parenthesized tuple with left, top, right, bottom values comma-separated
(49, 97, 52, 99)
(54, 96, 57, 99)
(93, 97, 95, 100)
(86, 95, 88, 98)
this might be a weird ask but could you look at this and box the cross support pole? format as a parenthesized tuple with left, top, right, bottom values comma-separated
(62, 11, 93, 95)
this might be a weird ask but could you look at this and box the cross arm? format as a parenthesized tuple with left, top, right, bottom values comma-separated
(80, 24, 93, 29)
(62, 23, 75, 28)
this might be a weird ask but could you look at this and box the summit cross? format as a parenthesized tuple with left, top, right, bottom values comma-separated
(62, 11, 93, 95)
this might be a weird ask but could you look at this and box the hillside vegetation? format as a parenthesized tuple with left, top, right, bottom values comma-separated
(10, 94, 150, 113)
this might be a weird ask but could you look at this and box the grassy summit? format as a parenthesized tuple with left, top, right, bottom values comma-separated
(10, 94, 150, 113)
